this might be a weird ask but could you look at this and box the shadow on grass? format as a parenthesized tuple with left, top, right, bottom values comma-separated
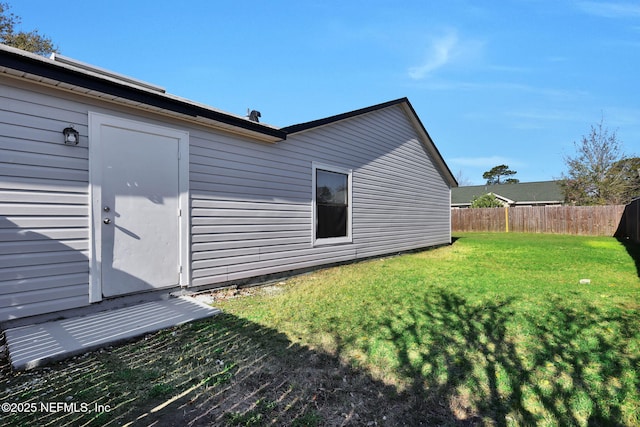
(1, 289, 638, 426)
(616, 237, 640, 279)
(327, 289, 639, 426)
(0, 313, 413, 426)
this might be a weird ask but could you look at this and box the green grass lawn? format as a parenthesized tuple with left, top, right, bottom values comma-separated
(1, 233, 638, 426)
(218, 233, 640, 426)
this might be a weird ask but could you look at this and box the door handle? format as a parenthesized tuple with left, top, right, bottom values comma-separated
(103, 218, 111, 224)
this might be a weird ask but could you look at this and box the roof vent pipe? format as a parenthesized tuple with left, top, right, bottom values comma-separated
(247, 109, 261, 123)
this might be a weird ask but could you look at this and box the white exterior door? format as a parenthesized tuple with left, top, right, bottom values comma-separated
(89, 113, 189, 301)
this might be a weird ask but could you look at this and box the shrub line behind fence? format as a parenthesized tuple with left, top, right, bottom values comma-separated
(451, 205, 628, 236)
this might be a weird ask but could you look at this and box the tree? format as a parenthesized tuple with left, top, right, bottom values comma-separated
(0, 2, 57, 56)
(560, 119, 637, 205)
(470, 193, 503, 208)
(482, 164, 519, 185)
(454, 169, 473, 186)
(606, 157, 640, 204)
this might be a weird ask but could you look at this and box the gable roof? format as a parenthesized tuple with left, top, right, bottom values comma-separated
(452, 181, 564, 207)
(283, 98, 458, 188)
(281, 98, 409, 134)
(1, 44, 456, 187)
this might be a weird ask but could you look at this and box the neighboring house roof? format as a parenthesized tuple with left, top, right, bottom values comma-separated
(0, 44, 457, 187)
(452, 181, 564, 207)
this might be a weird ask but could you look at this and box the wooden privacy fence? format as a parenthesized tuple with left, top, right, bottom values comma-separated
(451, 205, 627, 236)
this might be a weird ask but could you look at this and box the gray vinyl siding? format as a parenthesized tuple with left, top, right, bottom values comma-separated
(1, 75, 451, 321)
(0, 81, 90, 321)
(189, 129, 332, 286)
(189, 105, 451, 287)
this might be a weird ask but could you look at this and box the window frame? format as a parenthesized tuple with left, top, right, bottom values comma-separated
(312, 162, 353, 246)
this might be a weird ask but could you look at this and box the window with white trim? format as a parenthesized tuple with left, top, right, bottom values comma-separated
(312, 163, 352, 245)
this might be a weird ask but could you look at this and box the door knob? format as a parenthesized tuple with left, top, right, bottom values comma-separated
(103, 218, 111, 224)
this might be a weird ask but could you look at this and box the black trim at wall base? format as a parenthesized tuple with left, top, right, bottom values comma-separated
(189, 241, 454, 294)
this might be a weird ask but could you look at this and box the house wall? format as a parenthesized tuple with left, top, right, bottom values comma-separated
(0, 80, 91, 321)
(0, 76, 451, 322)
(190, 105, 452, 287)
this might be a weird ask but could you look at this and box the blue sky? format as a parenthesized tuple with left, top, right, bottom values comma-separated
(12, 0, 640, 184)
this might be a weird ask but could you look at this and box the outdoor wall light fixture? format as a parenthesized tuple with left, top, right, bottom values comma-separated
(63, 126, 80, 145)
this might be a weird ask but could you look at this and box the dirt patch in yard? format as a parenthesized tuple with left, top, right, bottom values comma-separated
(0, 311, 474, 426)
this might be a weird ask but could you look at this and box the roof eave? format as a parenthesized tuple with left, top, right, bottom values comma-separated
(281, 98, 410, 134)
(398, 100, 458, 188)
(0, 44, 286, 143)
(513, 201, 563, 205)
(492, 194, 516, 205)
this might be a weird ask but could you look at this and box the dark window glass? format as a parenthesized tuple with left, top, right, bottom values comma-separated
(316, 169, 348, 239)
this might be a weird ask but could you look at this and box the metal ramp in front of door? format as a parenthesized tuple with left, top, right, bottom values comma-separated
(4, 296, 220, 370)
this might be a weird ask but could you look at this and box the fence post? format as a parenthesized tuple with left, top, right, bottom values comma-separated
(505, 207, 509, 233)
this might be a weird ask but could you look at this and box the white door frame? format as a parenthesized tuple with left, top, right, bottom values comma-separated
(88, 112, 190, 303)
